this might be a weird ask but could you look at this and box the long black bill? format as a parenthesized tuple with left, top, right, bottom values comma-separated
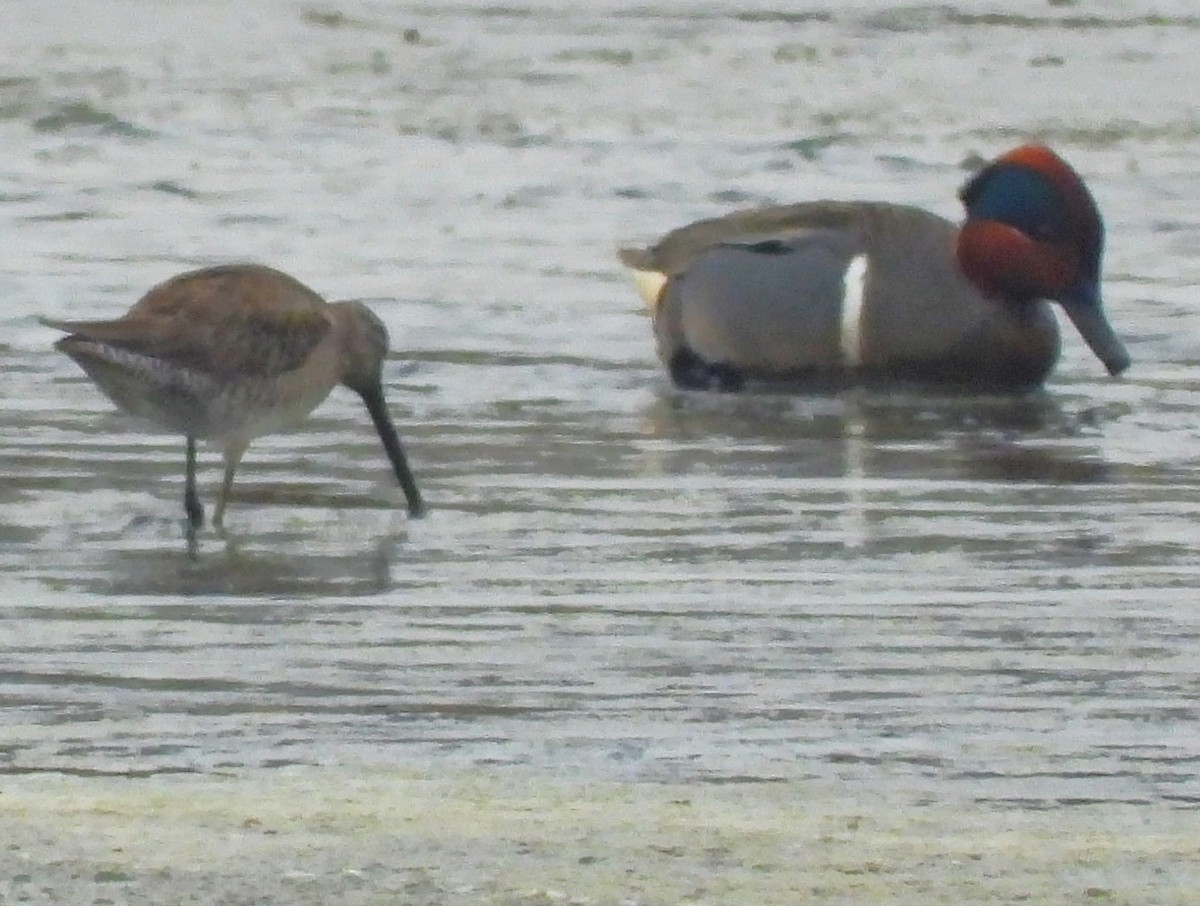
(359, 384, 425, 518)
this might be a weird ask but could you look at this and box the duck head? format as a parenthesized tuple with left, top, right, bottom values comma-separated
(956, 144, 1130, 376)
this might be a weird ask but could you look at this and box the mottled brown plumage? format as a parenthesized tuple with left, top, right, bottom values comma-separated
(42, 263, 424, 532)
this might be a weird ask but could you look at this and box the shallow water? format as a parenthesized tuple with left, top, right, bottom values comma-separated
(3, 0, 1200, 895)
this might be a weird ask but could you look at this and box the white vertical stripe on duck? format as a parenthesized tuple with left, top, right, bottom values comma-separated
(840, 254, 869, 367)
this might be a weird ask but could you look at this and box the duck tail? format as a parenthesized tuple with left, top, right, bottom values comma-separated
(617, 247, 668, 308)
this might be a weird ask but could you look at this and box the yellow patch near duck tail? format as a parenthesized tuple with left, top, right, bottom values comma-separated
(840, 254, 869, 368)
(628, 268, 669, 310)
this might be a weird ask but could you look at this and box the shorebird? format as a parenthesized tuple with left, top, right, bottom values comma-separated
(42, 263, 425, 532)
(618, 144, 1130, 391)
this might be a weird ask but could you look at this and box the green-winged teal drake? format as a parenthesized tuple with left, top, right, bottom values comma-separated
(619, 144, 1130, 391)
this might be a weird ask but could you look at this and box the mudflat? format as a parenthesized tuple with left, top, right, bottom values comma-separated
(3, 766, 1198, 904)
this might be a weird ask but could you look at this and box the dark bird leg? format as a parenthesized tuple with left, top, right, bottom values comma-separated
(184, 436, 204, 530)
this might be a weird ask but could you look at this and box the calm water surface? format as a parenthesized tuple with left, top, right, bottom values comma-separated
(3, 0, 1200, 816)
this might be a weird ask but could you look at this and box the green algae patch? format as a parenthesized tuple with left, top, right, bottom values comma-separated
(2, 768, 1199, 904)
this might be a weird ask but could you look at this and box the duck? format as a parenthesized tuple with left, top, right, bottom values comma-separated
(42, 263, 425, 533)
(618, 144, 1130, 392)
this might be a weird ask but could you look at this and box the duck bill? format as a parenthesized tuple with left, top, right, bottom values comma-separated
(1058, 290, 1131, 377)
(359, 384, 426, 518)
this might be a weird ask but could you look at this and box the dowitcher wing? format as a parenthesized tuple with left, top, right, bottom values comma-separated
(41, 265, 336, 438)
(47, 265, 334, 379)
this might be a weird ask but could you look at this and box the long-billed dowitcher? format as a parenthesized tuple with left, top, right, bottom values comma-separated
(42, 263, 425, 531)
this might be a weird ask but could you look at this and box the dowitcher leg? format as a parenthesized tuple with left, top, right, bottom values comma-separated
(184, 436, 204, 529)
(213, 441, 247, 530)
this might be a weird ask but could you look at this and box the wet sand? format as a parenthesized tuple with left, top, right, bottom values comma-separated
(3, 766, 1199, 904)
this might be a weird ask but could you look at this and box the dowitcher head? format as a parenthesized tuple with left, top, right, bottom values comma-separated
(331, 300, 425, 519)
